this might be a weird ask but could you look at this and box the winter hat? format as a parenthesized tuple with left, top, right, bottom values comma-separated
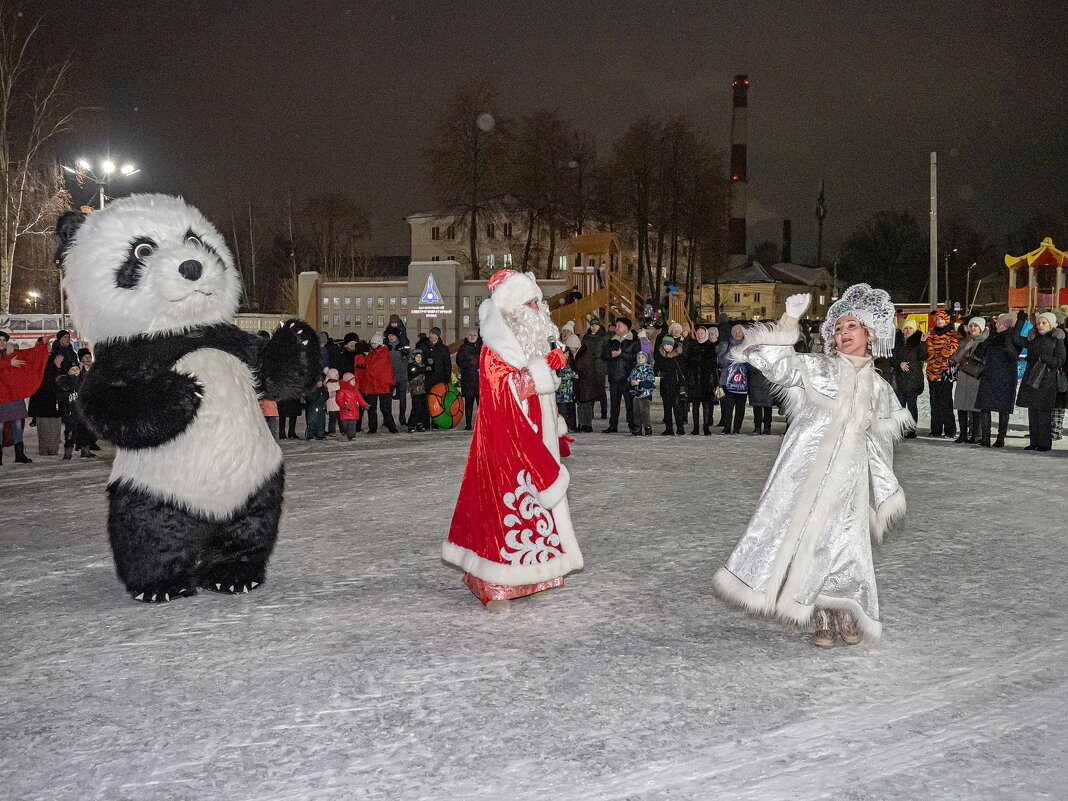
(561, 320, 576, 333)
(668, 322, 683, 337)
(343, 332, 360, 344)
(968, 316, 987, 332)
(1054, 307, 1068, 325)
(996, 312, 1015, 327)
(56, 329, 69, 340)
(430, 326, 441, 337)
(637, 328, 648, 339)
(341, 372, 355, 381)
(588, 316, 602, 328)
(1038, 311, 1057, 329)
(615, 316, 632, 331)
(635, 351, 649, 363)
(77, 347, 92, 359)
(326, 368, 339, 380)
(564, 333, 581, 349)
(662, 335, 676, 346)
(370, 332, 384, 346)
(820, 283, 897, 358)
(487, 268, 542, 313)
(0, 330, 9, 341)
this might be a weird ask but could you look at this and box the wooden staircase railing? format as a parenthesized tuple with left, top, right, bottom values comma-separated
(549, 273, 646, 334)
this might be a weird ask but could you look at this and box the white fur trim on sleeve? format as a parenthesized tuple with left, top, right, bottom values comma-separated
(727, 321, 802, 363)
(538, 464, 570, 509)
(526, 356, 559, 394)
(869, 486, 906, 545)
(871, 404, 916, 443)
(555, 415, 568, 437)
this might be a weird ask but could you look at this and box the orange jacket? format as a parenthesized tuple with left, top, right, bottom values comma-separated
(924, 326, 960, 380)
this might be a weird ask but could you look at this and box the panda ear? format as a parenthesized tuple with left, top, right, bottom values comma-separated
(55, 211, 87, 250)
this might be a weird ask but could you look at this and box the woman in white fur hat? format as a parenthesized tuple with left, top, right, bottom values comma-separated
(712, 285, 913, 648)
(1016, 311, 1066, 451)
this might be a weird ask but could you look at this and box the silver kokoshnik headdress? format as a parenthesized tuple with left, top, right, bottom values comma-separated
(820, 283, 897, 358)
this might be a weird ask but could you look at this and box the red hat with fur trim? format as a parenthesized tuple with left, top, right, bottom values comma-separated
(487, 269, 542, 313)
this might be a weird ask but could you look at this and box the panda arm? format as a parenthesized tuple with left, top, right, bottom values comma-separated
(256, 319, 321, 401)
(78, 351, 203, 449)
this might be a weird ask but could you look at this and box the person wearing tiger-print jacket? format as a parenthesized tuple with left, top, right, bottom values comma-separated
(922, 311, 960, 437)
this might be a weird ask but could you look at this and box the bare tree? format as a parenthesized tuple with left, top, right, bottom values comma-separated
(297, 192, 372, 281)
(0, 4, 78, 313)
(420, 79, 510, 279)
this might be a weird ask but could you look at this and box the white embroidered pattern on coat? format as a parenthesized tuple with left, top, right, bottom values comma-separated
(500, 470, 560, 564)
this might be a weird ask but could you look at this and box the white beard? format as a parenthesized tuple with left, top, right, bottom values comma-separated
(502, 302, 559, 359)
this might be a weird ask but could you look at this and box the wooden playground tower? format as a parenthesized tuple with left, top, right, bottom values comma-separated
(546, 233, 693, 334)
(1004, 237, 1068, 315)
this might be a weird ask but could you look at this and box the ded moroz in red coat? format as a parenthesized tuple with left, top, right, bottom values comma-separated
(443, 273, 582, 604)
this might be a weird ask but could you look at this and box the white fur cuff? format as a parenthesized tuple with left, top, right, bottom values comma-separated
(728, 321, 801, 363)
(526, 356, 559, 394)
(538, 465, 570, 509)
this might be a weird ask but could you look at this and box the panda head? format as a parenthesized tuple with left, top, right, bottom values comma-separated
(56, 194, 240, 343)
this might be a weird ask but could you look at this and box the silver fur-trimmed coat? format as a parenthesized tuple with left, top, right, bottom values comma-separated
(712, 318, 914, 642)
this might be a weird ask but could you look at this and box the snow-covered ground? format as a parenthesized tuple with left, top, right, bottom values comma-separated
(2, 415, 1066, 801)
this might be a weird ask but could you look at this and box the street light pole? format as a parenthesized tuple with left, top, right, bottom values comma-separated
(943, 247, 958, 311)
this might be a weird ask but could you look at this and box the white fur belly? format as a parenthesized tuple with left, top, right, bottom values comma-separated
(111, 349, 283, 518)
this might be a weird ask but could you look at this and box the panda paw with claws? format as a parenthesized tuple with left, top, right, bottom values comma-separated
(199, 577, 264, 595)
(130, 586, 197, 604)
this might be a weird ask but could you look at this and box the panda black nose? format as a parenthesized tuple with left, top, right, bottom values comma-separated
(178, 260, 203, 281)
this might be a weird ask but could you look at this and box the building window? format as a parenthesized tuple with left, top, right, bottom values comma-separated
(389, 297, 397, 309)
(378, 315, 385, 327)
(333, 297, 340, 308)
(322, 297, 329, 307)
(377, 297, 384, 309)
(344, 314, 351, 326)
(431, 226, 440, 240)
(734, 292, 741, 303)
(366, 297, 373, 309)
(462, 296, 470, 309)
(486, 254, 495, 269)
(353, 314, 361, 326)
(446, 225, 456, 240)
(344, 296, 351, 306)
(754, 292, 761, 302)
(462, 315, 470, 328)
(503, 223, 512, 237)
(504, 253, 512, 268)
(487, 223, 495, 239)
(332, 314, 340, 326)
(400, 297, 408, 308)
(819, 295, 826, 305)
(475, 296, 482, 307)
(402, 316, 407, 325)
(431, 255, 440, 261)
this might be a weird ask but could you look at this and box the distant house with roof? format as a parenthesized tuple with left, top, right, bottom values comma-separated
(698, 261, 834, 321)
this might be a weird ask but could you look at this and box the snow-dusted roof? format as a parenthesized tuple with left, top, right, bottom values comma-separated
(720, 261, 832, 287)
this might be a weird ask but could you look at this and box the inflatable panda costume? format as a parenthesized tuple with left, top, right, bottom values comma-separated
(56, 195, 319, 603)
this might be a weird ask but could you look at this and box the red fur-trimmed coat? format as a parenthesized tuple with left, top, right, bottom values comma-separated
(442, 297, 582, 587)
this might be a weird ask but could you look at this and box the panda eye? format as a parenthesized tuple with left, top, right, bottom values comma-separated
(186, 235, 202, 248)
(134, 243, 155, 260)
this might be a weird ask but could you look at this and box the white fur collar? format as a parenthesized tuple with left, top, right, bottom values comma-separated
(478, 299, 528, 369)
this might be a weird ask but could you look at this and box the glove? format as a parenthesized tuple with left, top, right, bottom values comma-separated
(784, 293, 811, 318)
(546, 349, 567, 370)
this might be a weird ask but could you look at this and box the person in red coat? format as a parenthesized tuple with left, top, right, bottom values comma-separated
(335, 372, 370, 440)
(0, 336, 50, 465)
(442, 269, 582, 611)
(357, 332, 398, 433)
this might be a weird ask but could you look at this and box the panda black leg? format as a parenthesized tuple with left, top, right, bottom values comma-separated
(198, 467, 284, 594)
(108, 481, 207, 603)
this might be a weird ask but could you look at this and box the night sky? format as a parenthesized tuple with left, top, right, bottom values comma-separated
(42, 1, 1068, 263)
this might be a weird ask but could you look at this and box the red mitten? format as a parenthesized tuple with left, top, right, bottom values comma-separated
(546, 349, 567, 370)
(558, 435, 571, 458)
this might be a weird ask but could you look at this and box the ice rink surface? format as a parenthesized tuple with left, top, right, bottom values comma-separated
(2, 423, 1066, 800)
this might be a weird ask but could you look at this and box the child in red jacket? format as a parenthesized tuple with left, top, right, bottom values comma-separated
(335, 372, 370, 440)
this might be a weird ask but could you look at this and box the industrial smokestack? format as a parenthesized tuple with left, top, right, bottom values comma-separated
(728, 74, 748, 268)
(782, 219, 792, 263)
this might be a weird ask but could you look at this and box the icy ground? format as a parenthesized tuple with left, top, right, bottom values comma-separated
(2, 416, 1066, 801)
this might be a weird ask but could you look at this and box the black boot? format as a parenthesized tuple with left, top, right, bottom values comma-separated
(13, 443, 32, 463)
(63, 446, 73, 460)
(993, 415, 1008, 448)
(953, 412, 968, 443)
(966, 412, 979, 443)
(979, 410, 992, 447)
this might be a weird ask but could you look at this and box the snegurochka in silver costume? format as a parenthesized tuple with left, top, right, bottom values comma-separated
(712, 285, 914, 648)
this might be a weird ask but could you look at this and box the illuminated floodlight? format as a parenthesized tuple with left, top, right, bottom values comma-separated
(101, 160, 116, 174)
(120, 163, 136, 175)
(77, 158, 91, 170)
